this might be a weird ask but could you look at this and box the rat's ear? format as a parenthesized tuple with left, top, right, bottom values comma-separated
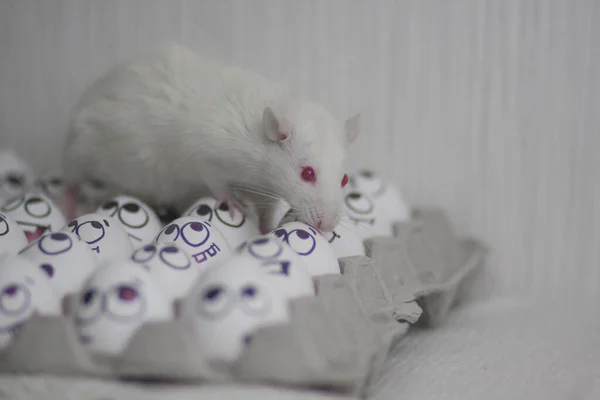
(344, 114, 360, 145)
(263, 107, 293, 142)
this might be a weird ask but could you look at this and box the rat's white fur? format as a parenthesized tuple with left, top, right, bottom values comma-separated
(63, 44, 359, 232)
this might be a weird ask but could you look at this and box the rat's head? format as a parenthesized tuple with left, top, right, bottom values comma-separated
(261, 100, 359, 232)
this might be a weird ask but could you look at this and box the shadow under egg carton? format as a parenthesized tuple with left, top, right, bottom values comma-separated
(0, 207, 486, 396)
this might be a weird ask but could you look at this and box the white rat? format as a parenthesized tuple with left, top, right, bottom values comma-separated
(63, 44, 359, 233)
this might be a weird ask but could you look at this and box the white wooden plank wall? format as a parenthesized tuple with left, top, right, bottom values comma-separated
(0, 0, 598, 300)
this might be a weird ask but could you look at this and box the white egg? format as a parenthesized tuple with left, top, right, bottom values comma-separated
(96, 195, 162, 248)
(342, 189, 393, 239)
(0, 192, 66, 243)
(60, 213, 134, 264)
(19, 231, 97, 297)
(182, 196, 260, 248)
(268, 221, 340, 276)
(154, 216, 232, 269)
(0, 212, 28, 256)
(73, 259, 173, 356)
(349, 169, 411, 224)
(236, 235, 315, 300)
(182, 258, 290, 362)
(322, 218, 366, 259)
(0, 255, 61, 348)
(130, 242, 197, 300)
(0, 150, 35, 205)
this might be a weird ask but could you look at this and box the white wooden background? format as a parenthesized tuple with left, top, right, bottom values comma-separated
(0, 0, 598, 300)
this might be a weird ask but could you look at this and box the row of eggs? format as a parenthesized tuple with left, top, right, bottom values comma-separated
(0, 150, 411, 362)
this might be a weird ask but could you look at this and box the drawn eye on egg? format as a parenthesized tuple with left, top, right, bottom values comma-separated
(0, 284, 31, 315)
(196, 284, 232, 320)
(76, 284, 145, 323)
(156, 223, 180, 242)
(0, 215, 9, 236)
(131, 244, 157, 264)
(260, 260, 291, 276)
(76, 288, 102, 324)
(344, 192, 374, 215)
(247, 237, 283, 260)
(71, 220, 107, 245)
(118, 203, 149, 229)
(360, 170, 374, 179)
(23, 197, 51, 219)
(159, 246, 191, 270)
(272, 228, 288, 241)
(238, 284, 271, 317)
(37, 176, 64, 199)
(0, 197, 23, 212)
(285, 228, 317, 256)
(100, 200, 119, 217)
(101, 200, 150, 229)
(179, 221, 211, 248)
(193, 204, 213, 221)
(37, 232, 73, 255)
(214, 202, 245, 228)
(1, 173, 26, 198)
(106, 285, 145, 320)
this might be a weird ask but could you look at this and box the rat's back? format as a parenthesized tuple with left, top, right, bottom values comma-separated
(64, 44, 284, 209)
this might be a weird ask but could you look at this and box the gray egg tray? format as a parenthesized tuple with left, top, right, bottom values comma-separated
(0, 207, 486, 396)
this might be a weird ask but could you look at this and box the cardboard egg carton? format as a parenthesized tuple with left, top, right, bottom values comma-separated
(0, 255, 421, 396)
(372, 207, 488, 327)
(0, 207, 486, 395)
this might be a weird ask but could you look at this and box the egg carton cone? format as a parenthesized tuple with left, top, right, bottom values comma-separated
(383, 207, 488, 327)
(0, 314, 113, 377)
(116, 320, 233, 382)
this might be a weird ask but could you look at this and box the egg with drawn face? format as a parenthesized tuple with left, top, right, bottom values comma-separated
(0, 212, 28, 256)
(60, 213, 133, 263)
(236, 236, 315, 300)
(154, 216, 232, 268)
(19, 231, 97, 297)
(73, 260, 173, 356)
(0, 150, 35, 205)
(96, 195, 162, 248)
(183, 196, 260, 248)
(34, 175, 75, 220)
(0, 255, 61, 348)
(182, 257, 290, 362)
(130, 242, 197, 300)
(322, 218, 366, 259)
(35, 175, 65, 204)
(0, 192, 66, 243)
(348, 169, 410, 224)
(342, 189, 393, 239)
(268, 222, 340, 276)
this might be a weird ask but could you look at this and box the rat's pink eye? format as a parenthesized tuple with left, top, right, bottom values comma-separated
(301, 166, 317, 184)
(341, 174, 349, 188)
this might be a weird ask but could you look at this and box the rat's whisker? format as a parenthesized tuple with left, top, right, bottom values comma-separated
(232, 187, 281, 201)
